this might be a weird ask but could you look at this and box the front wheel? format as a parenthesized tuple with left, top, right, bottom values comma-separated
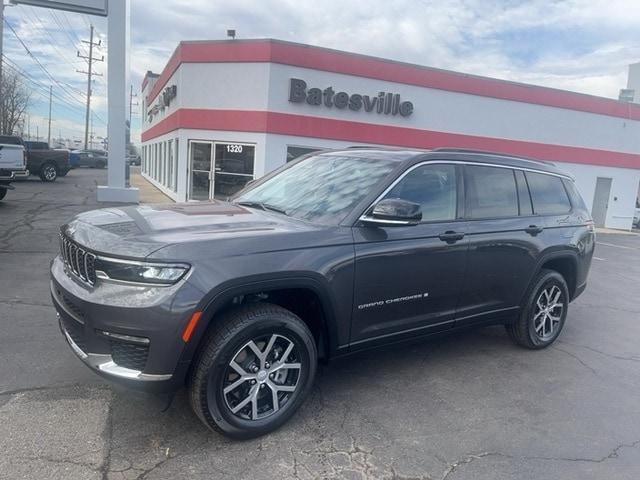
(0, 188, 7, 201)
(188, 303, 317, 438)
(506, 269, 569, 349)
(40, 163, 58, 182)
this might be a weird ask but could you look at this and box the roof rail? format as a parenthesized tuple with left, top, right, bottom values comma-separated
(430, 147, 555, 166)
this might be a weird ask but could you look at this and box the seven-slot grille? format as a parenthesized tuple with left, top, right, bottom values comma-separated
(59, 233, 97, 285)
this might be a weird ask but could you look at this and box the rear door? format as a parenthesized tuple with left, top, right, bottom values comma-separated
(351, 163, 469, 347)
(456, 165, 543, 326)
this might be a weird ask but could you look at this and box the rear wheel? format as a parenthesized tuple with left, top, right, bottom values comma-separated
(506, 269, 569, 349)
(95, 161, 105, 169)
(0, 188, 7, 201)
(40, 163, 58, 182)
(188, 303, 317, 438)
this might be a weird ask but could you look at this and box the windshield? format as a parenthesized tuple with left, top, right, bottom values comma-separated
(234, 154, 396, 224)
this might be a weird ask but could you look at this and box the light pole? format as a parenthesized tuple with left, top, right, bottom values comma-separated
(1, 1, 5, 134)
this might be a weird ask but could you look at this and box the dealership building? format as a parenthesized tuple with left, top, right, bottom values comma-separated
(140, 39, 640, 229)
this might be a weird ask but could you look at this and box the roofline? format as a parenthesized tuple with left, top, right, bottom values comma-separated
(141, 70, 160, 92)
(145, 38, 640, 121)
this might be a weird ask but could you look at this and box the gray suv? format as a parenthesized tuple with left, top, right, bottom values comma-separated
(51, 148, 595, 438)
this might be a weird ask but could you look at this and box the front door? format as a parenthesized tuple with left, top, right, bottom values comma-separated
(351, 163, 468, 347)
(212, 143, 255, 199)
(591, 177, 612, 227)
(188, 141, 213, 201)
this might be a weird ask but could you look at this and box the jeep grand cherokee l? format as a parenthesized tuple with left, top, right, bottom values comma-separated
(51, 148, 594, 438)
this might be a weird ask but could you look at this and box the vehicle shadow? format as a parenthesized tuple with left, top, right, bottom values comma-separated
(105, 325, 518, 474)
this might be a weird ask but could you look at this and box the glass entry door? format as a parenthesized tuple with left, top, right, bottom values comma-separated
(188, 141, 213, 200)
(188, 141, 255, 201)
(213, 143, 255, 199)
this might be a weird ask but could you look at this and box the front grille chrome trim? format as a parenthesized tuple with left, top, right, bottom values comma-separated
(59, 233, 97, 286)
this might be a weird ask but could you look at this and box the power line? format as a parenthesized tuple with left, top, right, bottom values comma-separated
(2, 18, 85, 105)
(2, 56, 107, 125)
(24, 6, 85, 70)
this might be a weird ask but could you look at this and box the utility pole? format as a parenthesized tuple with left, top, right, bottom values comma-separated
(129, 84, 138, 125)
(47, 85, 52, 145)
(77, 25, 103, 150)
(0, 1, 5, 134)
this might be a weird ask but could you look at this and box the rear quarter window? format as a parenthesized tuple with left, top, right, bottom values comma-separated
(525, 172, 572, 215)
(562, 179, 588, 211)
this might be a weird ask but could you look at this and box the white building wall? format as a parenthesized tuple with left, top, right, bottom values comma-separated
(142, 60, 640, 228)
(267, 64, 640, 155)
(554, 161, 640, 230)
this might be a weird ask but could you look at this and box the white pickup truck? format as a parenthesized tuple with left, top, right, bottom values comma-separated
(0, 135, 27, 201)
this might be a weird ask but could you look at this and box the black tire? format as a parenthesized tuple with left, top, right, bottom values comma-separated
(0, 188, 7, 201)
(188, 303, 317, 439)
(506, 269, 569, 349)
(39, 163, 58, 182)
(95, 161, 105, 169)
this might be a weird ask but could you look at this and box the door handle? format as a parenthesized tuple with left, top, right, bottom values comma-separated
(438, 231, 465, 243)
(525, 225, 544, 235)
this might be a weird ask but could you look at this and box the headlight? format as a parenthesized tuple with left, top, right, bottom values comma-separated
(95, 257, 189, 285)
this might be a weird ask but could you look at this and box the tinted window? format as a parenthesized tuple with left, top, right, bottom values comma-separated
(525, 172, 571, 215)
(464, 165, 518, 218)
(384, 164, 457, 222)
(0, 136, 22, 145)
(562, 179, 588, 211)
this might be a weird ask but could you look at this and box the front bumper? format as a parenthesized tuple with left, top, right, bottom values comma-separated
(51, 255, 202, 392)
(11, 169, 29, 179)
(57, 311, 172, 382)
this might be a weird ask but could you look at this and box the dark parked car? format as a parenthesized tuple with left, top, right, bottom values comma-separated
(21, 139, 71, 181)
(70, 149, 108, 169)
(51, 148, 595, 438)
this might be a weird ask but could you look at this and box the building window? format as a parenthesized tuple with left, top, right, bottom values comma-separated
(213, 143, 255, 199)
(167, 139, 174, 191)
(173, 138, 179, 192)
(286, 146, 322, 162)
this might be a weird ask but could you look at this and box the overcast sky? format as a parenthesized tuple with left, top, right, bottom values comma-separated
(3, 0, 639, 146)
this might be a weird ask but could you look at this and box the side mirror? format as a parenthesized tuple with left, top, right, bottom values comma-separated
(363, 198, 422, 226)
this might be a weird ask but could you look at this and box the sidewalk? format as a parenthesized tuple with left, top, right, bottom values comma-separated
(129, 166, 174, 204)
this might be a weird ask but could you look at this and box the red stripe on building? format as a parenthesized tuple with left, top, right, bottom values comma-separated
(145, 39, 640, 121)
(141, 109, 640, 170)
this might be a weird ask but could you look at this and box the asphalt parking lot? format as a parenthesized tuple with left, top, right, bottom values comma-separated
(1, 169, 640, 480)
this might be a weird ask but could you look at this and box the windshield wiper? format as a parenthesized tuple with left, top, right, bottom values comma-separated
(235, 201, 288, 215)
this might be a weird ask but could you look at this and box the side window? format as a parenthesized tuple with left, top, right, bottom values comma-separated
(464, 165, 518, 218)
(562, 178, 588, 211)
(525, 172, 572, 215)
(384, 164, 457, 222)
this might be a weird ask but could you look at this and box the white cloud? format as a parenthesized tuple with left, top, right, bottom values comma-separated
(4, 0, 639, 144)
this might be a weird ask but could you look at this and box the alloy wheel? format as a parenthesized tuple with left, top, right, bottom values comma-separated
(43, 165, 56, 181)
(533, 285, 564, 341)
(222, 334, 302, 420)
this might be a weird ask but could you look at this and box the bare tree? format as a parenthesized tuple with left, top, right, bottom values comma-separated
(0, 71, 30, 135)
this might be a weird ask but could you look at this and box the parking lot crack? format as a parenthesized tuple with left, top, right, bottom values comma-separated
(558, 340, 640, 363)
(439, 439, 640, 478)
(99, 393, 114, 480)
(551, 346, 598, 374)
(440, 452, 502, 480)
(0, 383, 108, 397)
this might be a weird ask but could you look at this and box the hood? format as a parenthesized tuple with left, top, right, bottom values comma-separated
(64, 200, 320, 259)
